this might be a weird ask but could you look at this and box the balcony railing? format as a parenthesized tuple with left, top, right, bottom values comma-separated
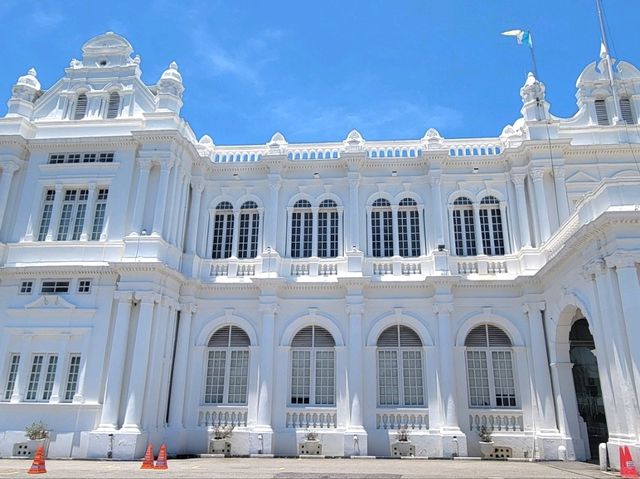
(468, 410, 524, 432)
(375, 409, 429, 430)
(198, 406, 248, 428)
(285, 408, 338, 429)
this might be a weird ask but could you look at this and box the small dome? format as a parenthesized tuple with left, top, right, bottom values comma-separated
(268, 131, 287, 146)
(423, 128, 442, 140)
(160, 61, 182, 83)
(345, 129, 364, 143)
(199, 134, 214, 146)
(15, 68, 40, 90)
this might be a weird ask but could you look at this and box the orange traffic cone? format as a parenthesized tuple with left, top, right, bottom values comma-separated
(27, 446, 47, 474)
(154, 443, 168, 470)
(620, 446, 639, 478)
(140, 444, 155, 469)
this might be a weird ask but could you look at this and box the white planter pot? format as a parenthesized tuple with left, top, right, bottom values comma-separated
(391, 441, 415, 457)
(13, 439, 46, 457)
(479, 441, 495, 458)
(299, 440, 322, 456)
(209, 439, 231, 455)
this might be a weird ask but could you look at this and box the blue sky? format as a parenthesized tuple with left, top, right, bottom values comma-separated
(1, 1, 639, 145)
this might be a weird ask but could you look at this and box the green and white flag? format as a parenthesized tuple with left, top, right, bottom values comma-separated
(501, 29, 533, 48)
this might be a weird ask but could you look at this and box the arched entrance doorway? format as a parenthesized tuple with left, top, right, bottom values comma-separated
(569, 317, 608, 460)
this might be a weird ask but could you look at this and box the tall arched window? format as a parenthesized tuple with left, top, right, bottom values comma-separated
(212, 202, 234, 259)
(290, 325, 335, 406)
(73, 93, 88, 120)
(620, 97, 635, 125)
(377, 325, 424, 406)
(371, 198, 393, 257)
(291, 200, 312, 258)
(398, 198, 421, 257)
(238, 201, 259, 259)
(204, 326, 250, 404)
(452, 197, 476, 256)
(479, 196, 504, 256)
(465, 324, 516, 408)
(317, 199, 338, 258)
(106, 92, 120, 119)
(594, 98, 609, 126)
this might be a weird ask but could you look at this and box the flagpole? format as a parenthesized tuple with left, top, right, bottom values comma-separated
(528, 32, 539, 80)
(596, 0, 622, 123)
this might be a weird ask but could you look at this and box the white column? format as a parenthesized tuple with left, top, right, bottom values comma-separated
(347, 303, 364, 430)
(49, 334, 70, 403)
(152, 160, 173, 237)
(98, 292, 133, 430)
(511, 174, 531, 248)
(589, 261, 639, 439)
(553, 165, 570, 223)
(347, 173, 360, 250)
(166, 166, 181, 244)
(45, 184, 64, 241)
(531, 168, 551, 242)
(524, 303, 558, 433)
(0, 162, 19, 232)
(550, 362, 584, 450)
(176, 174, 190, 248)
(472, 205, 484, 255)
(130, 159, 152, 235)
(122, 293, 157, 431)
(434, 303, 460, 432)
(11, 335, 33, 402)
(168, 305, 195, 428)
(256, 303, 277, 430)
(337, 206, 344, 256)
(391, 206, 399, 256)
(186, 182, 204, 254)
(311, 206, 319, 257)
(264, 174, 281, 253)
(431, 176, 444, 246)
(80, 184, 97, 241)
(608, 255, 640, 402)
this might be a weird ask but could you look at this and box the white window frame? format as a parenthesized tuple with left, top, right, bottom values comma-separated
(3, 354, 20, 401)
(478, 197, 505, 256)
(370, 198, 393, 257)
(397, 198, 421, 257)
(238, 201, 260, 259)
(451, 197, 476, 256)
(317, 199, 339, 258)
(290, 200, 313, 258)
(63, 354, 81, 402)
(56, 189, 88, 241)
(211, 202, 234, 259)
(24, 354, 58, 402)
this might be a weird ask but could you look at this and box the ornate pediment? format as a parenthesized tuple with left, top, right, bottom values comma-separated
(565, 171, 599, 183)
(24, 295, 76, 310)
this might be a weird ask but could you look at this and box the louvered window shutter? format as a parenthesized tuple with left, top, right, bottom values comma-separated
(313, 326, 335, 347)
(229, 326, 251, 347)
(292, 326, 314, 347)
(399, 326, 422, 347)
(74, 93, 88, 120)
(487, 325, 512, 347)
(208, 326, 231, 347)
(106, 92, 120, 119)
(465, 325, 488, 347)
(595, 99, 609, 125)
(377, 326, 399, 347)
(620, 98, 634, 124)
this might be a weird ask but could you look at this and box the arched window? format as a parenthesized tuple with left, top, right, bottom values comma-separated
(317, 199, 338, 258)
(452, 197, 476, 256)
(212, 202, 234, 259)
(204, 326, 250, 404)
(377, 325, 424, 406)
(479, 196, 504, 256)
(620, 97, 635, 125)
(291, 200, 312, 258)
(464, 324, 516, 408)
(371, 198, 393, 257)
(594, 99, 609, 126)
(398, 198, 421, 257)
(238, 201, 259, 259)
(105, 92, 120, 119)
(73, 93, 88, 120)
(290, 325, 335, 406)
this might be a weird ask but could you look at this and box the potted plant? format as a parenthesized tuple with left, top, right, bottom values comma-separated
(13, 421, 49, 458)
(209, 425, 233, 455)
(478, 425, 495, 458)
(391, 427, 415, 457)
(298, 430, 322, 456)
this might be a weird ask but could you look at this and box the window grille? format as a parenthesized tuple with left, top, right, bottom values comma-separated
(398, 198, 421, 257)
(47, 152, 114, 164)
(41, 280, 70, 294)
(452, 197, 476, 256)
(25, 354, 58, 402)
(204, 326, 250, 404)
(238, 201, 259, 259)
(291, 200, 312, 258)
(479, 196, 504, 256)
(3, 354, 20, 401)
(371, 198, 393, 257)
(465, 324, 516, 408)
(56, 189, 88, 241)
(211, 202, 234, 259)
(20, 281, 33, 294)
(63, 355, 81, 401)
(106, 92, 120, 119)
(77, 279, 92, 293)
(90, 189, 109, 241)
(290, 326, 335, 406)
(595, 99, 609, 125)
(620, 98, 635, 124)
(37, 189, 55, 241)
(73, 93, 87, 120)
(317, 199, 338, 258)
(376, 325, 424, 406)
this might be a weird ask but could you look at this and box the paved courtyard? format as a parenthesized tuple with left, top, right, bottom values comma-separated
(0, 457, 615, 478)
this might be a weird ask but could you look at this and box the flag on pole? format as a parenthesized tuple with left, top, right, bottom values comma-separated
(501, 29, 533, 48)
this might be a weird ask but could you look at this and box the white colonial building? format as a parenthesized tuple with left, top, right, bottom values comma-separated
(0, 32, 639, 465)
